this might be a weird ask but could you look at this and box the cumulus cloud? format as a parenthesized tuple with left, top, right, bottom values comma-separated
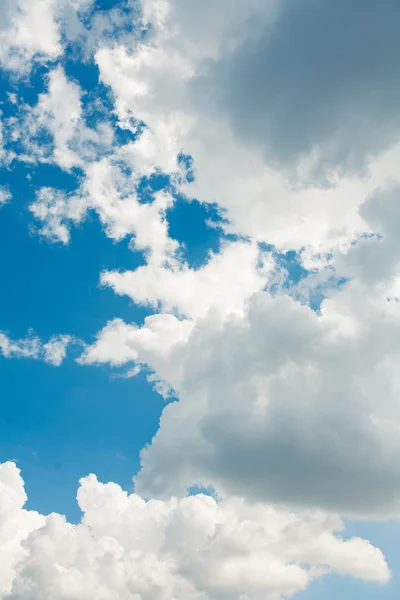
(3, 2, 400, 598)
(19, 0, 400, 258)
(93, 0, 400, 258)
(0, 462, 390, 600)
(71, 5, 400, 519)
(78, 183, 400, 516)
(205, 0, 400, 179)
(101, 240, 275, 320)
(7, 0, 400, 521)
(79, 315, 193, 369)
(0, 463, 45, 597)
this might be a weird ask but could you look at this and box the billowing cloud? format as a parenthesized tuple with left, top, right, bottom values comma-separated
(95, 0, 400, 259)
(101, 240, 275, 320)
(80, 184, 400, 517)
(0, 463, 44, 597)
(3, 2, 400, 598)
(205, 0, 400, 179)
(0, 462, 390, 600)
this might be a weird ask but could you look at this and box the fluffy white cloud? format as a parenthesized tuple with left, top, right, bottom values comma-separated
(17, 66, 113, 170)
(102, 240, 275, 320)
(42, 335, 72, 366)
(4, 1, 400, 595)
(0, 0, 63, 73)
(0, 0, 96, 74)
(59, 2, 400, 520)
(0, 463, 44, 597)
(80, 160, 178, 264)
(0, 330, 71, 365)
(0, 462, 390, 600)
(78, 182, 400, 517)
(30, 158, 179, 264)
(79, 315, 193, 370)
(94, 0, 400, 259)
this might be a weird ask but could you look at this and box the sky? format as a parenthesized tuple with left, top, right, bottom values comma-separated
(1, 0, 400, 598)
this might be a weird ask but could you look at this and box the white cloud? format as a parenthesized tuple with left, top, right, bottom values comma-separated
(0, 463, 45, 597)
(22, 68, 179, 262)
(68, 5, 400, 519)
(0, 0, 63, 74)
(0, 0, 98, 75)
(30, 158, 179, 264)
(0, 0, 146, 77)
(80, 185, 400, 516)
(0, 461, 390, 600)
(42, 335, 72, 366)
(0, 330, 71, 365)
(17, 66, 113, 170)
(79, 315, 193, 369)
(94, 0, 400, 260)
(0, 185, 11, 206)
(102, 240, 275, 320)
(7, 0, 398, 525)
(80, 160, 178, 263)
(2, 2, 400, 597)
(0, 332, 41, 360)
(29, 187, 88, 244)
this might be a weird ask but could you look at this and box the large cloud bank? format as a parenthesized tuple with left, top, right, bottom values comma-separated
(2, 0, 400, 598)
(0, 462, 390, 599)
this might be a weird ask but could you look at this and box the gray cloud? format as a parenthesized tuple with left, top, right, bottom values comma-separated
(199, 0, 400, 180)
(129, 183, 400, 516)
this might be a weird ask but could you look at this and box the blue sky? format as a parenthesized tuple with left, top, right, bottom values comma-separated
(0, 146, 221, 522)
(1, 1, 400, 599)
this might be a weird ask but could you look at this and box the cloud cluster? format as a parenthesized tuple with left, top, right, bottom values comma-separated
(15, 66, 113, 170)
(0, 462, 390, 600)
(17, 66, 180, 262)
(206, 0, 400, 178)
(94, 0, 400, 257)
(4, 1, 400, 598)
(81, 183, 400, 517)
(0, 332, 71, 366)
(0, 0, 138, 75)
(0, 0, 94, 74)
(30, 158, 179, 264)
